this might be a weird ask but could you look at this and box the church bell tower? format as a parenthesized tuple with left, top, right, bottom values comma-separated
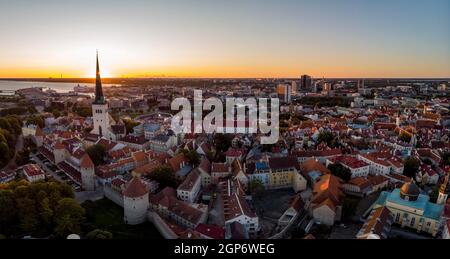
(91, 51, 110, 137)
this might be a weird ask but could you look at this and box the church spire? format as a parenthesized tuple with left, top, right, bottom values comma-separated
(94, 50, 105, 104)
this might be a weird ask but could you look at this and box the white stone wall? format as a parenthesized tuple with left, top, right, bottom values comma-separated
(124, 193, 149, 225)
(312, 205, 336, 226)
(104, 186, 124, 207)
(81, 167, 95, 191)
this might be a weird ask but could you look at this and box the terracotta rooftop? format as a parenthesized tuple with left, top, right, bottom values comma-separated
(312, 174, 345, 211)
(123, 176, 148, 198)
(268, 156, 299, 171)
(329, 155, 369, 169)
(300, 159, 331, 175)
(195, 224, 225, 239)
(178, 169, 200, 191)
(80, 154, 95, 168)
(211, 162, 229, 173)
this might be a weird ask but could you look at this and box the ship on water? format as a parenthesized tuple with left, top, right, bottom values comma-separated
(73, 84, 94, 93)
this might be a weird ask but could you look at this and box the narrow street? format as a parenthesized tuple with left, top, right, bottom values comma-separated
(31, 152, 104, 204)
(1, 134, 24, 171)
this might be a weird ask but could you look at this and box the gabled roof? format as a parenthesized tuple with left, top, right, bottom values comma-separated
(54, 141, 65, 150)
(268, 156, 299, 170)
(231, 159, 245, 177)
(198, 157, 211, 175)
(80, 154, 95, 168)
(195, 224, 225, 239)
(211, 162, 229, 173)
(312, 174, 345, 211)
(178, 169, 200, 191)
(35, 126, 44, 137)
(168, 153, 188, 172)
(132, 151, 148, 164)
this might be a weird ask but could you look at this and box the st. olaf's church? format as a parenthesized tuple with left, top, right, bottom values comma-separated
(90, 52, 125, 141)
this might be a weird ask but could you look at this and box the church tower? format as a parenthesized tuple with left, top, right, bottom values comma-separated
(437, 174, 450, 205)
(91, 51, 111, 138)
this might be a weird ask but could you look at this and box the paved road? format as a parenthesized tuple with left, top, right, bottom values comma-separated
(1, 134, 24, 171)
(30, 153, 64, 182)
(31, 152, 105, 204)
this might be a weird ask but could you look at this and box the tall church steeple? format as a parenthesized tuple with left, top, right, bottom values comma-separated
(91, 50, 110, 138)
(94, 50, 105, 104)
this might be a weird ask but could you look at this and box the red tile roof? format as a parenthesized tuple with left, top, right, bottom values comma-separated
(80, 154, 94, 168)
(312, 174, 345, 211)
(195, 224, 225, 239)
(123, 177, 148, 198)
(23, 164, 45, 177)
(329, 155, 369, 169)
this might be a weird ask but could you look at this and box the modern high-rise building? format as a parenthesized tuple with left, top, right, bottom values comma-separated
(277, 84, 291, 103)
(291, 81, 297, 93)
(300, 75, 312, 89)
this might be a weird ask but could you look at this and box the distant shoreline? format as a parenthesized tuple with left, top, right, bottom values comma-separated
(0, 77, 449, 84)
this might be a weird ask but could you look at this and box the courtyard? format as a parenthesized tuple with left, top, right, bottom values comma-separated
(252, 188, 297, 238)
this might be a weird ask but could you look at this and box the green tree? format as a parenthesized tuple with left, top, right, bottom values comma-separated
(73, 107, 92, 117)
(123, 119, 140, 134)
(213, 133, 233, 153)
(0, 118, 12, 131)
(0, 190, 17, 234)
(399, 132, 411, 143)
(5, 116, 22, 135)
(39, 197, 54, 226)
(149, 166, 177, 188)
(54, 198, 85, 238)
(85, 144, 106, 166)
(16, 197, 39, 234)
(0, 142, 11, 168)
(85, 229, 113, 239)
(318, 131, 334, 146)
(403, 157, 420, 178)
(26, 115, 45, 128)
(52, 109, 61, 118)
(328, 164, 352, 182)
(429, 186, 440, 203)
(249, 179, 265, 200)
(180, 149, 200, 166)
(342, 197, 359, 220)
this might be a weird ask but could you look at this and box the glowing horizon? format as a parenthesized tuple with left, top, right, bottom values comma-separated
(0, 0, 449, 79)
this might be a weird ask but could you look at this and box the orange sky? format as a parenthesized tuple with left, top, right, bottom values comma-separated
(0, 1, 449, 78)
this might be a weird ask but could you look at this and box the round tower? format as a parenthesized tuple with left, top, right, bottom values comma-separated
(123, 176, 149, 225)
(80, 153, 96, 191)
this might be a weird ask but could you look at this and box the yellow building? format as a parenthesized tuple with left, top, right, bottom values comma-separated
(267, 157, 306, 192)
